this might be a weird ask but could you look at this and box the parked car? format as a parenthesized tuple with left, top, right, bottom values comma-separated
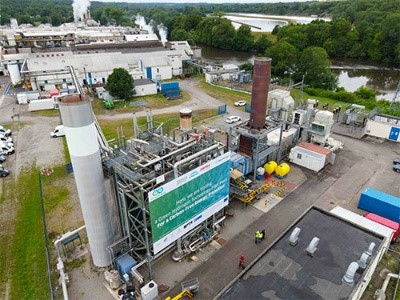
(234, 100, 247, 107)
(0, 134, 12, 144)
(0, 126, 11, 136)
(393, 158, 400, 165)
(0, 165, 9, 177)
(394, 164, 400, 173)
(0, 154, 5, 164)
(226, 116, 241, 124)
(0, 143, 14, 155)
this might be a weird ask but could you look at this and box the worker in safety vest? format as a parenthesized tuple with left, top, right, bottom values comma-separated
(255, 230, 262, 244)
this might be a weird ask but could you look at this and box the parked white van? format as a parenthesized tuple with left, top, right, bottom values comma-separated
(50, 125, 65, 138)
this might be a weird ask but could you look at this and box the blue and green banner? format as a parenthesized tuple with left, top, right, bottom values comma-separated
(149, 152, 230, 254)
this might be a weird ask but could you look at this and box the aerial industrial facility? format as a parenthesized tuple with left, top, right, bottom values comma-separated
(1, 7, 400, 300)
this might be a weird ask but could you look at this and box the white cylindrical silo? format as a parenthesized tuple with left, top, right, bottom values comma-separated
(7, 63, 21, 85)
(59, 94, 113, 267)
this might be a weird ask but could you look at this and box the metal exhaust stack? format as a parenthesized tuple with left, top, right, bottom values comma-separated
(59, 94, 113, 267)
(249, 57, 272, 130)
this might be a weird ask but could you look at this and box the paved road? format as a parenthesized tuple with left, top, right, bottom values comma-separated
(97, 79, 249, 129)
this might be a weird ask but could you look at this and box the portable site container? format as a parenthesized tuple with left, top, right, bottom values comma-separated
(160, 82, 179, 92)
(364, 212, 400, 242)
(358, 187, 400, 223)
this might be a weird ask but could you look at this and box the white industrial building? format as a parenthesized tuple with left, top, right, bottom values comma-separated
(289, 141, 334, 172)
(365, 113, 400, 142)
(1, 25, 192, 90)
(134, 79, 157, 97)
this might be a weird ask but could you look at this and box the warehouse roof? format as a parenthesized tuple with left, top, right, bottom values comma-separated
(220, 208, 383, 300)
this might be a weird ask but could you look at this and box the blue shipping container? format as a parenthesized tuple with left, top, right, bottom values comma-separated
(161, 82, 179, 92)
(358, 187, 400, 222)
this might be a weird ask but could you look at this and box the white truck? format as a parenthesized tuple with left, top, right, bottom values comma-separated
(50, 125, 65, 138)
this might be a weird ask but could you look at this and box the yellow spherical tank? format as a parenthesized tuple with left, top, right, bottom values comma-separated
(264, 161, 278, 175)
(275, 163, 290, 178)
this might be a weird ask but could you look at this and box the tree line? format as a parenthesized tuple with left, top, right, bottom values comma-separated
(2, 0, 398, 66)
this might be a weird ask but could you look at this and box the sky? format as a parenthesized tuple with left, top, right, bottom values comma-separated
(96, 0, 313, 3)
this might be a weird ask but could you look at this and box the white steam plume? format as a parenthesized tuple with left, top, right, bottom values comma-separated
(73, 0, 91, 23)
(10, 18, 19, 29)
(134, 14, 154, 34)
(157, 24, 168, 44)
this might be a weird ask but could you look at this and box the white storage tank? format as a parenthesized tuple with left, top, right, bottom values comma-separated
(141, 280, 158, 300)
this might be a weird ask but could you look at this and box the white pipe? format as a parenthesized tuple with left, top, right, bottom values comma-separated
(377, 273, 399, 300)
(53, 226, 85, 300)
(152, 132, 194, 147)
(141, 139, 197, 168)
(57, 257, 69, 300)
(173, 144, 220, 178)
(53, 225, 86, 259)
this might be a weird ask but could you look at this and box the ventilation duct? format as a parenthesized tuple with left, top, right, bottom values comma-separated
(305, 237, 319, 257)
(358, 252, 369, 270)
(342, 262, 359, 285)
(365, 242, 376, 256)
(288, 227, 301, 246)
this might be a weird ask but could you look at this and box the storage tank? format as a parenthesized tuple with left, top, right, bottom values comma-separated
(264, 161, 277, 175)
(7, 63, 21, 85)
(275, 163, 290, 178)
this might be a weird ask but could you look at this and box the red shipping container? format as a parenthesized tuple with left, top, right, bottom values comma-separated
(364, 212, 400, 242)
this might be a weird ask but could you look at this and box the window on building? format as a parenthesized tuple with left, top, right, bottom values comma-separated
(44, 80, 48, 84)
(297, 153, 302, 159)
(157, 68, 159, 73)
(63, 79, 66, 82)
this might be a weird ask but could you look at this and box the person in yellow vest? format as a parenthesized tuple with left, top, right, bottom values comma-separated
(255, 230, 262, 244)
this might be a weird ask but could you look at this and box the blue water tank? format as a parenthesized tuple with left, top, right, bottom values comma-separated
(115, 253, 137, 278)
(358, 187, 400, 222)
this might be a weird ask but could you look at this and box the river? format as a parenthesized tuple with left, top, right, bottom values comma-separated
(200, 14, 399, 101)
(201, 46, 399, 101)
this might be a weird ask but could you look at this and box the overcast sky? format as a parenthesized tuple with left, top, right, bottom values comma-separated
(96, 0, 313, 3)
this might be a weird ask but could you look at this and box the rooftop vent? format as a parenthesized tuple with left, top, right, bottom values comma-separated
(305, 237, 319, 257)
(365, 242, 376, 256)
(357, 252, 370, 270)
(342, 262, 359, 285)
(288, 227, 301, 247)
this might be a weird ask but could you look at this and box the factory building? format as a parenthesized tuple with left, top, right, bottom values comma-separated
(0, 24, 192, 89)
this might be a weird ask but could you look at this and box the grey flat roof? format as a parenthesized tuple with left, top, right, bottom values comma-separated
(220, 208, 382, 300)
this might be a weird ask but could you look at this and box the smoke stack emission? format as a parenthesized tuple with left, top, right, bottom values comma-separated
(157, 23, 168, 45)
(135, 14, 154, 34)
(73, 0, 91, 23)
(249, 57, 272, 130)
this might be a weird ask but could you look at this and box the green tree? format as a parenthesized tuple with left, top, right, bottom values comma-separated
(239, 61, 253, 72)
(295, 46, 337, 90)
(254, 34, 272, 54)
(234, 25, 254, 51)
(265, 41, 298, 77)
(106, 68, 134, 100)
(211, 18, 236, 50)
